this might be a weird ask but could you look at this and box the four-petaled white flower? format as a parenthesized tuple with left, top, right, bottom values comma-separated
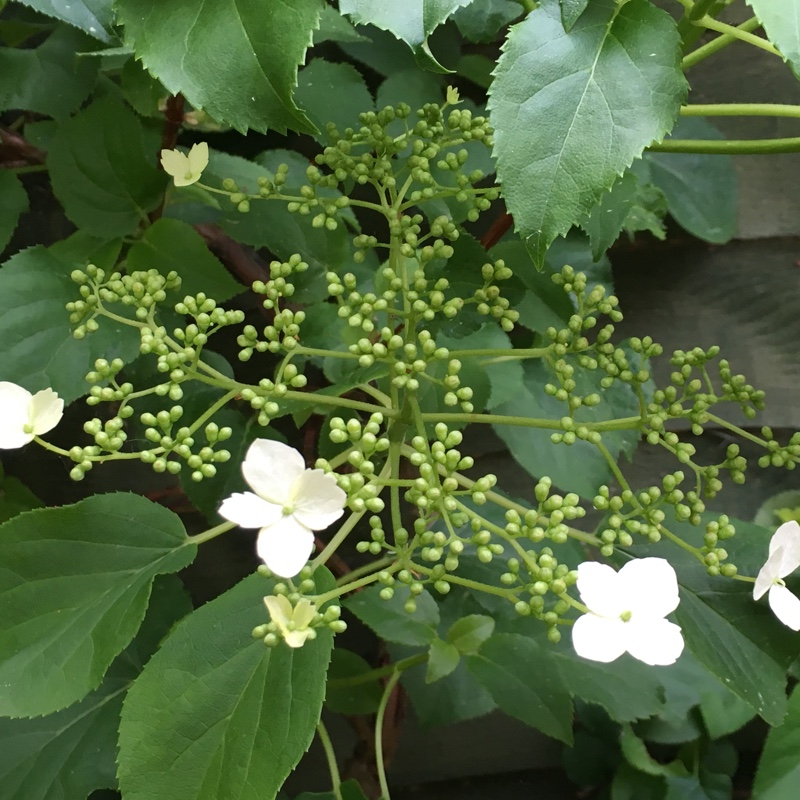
(218, 439, 346, 578)
(0, 382, 63, 449)
(572, 557, 684, 666)
(264, 594, 317, 648)
(160, 141, 209, 187)
(754, 520, 800, 630)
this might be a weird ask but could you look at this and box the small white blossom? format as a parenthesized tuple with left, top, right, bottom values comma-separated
(160, 141, 209, 187)
(218, 439, 346, 578)
(0, 382, 63, 449)
(264, 595, 317, 648)
(754, 521, 800, 630)
(572, 557, 684, 666)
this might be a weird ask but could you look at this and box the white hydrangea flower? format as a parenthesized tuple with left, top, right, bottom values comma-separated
(0, 382, 63, 449)
(160, 141, 209, 187)
(572, 557, 684, 666)
(218, 439, 346, 578)
(754, 520, 800, 630)
(264, 595, 317, 648)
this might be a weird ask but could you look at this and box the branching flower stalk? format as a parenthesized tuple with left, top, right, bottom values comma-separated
(36, 95, 800, 672)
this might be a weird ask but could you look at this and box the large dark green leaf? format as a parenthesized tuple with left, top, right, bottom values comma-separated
(13, 0, 116, 42)
(126, 218, 243, 301)
(0, 494, 195, 717)
(753, 685, 800, 799)
(0, 576, 192, 800)
(465, 632, 574, 742)
(47, 98, 166, 237)
(745, 0, 800, 78)
(645, 118, 737, 244)
(0, 171, 27, 255)
(340, 0, 475, 68)
(0, 26, 99, 118)
(345, 585, 439, 646)
(489, 0, 686, 266)
(116, 0, 322, 133)
(452, 0, 520, 43)
(117, 571, 334, 800)
(0, 245, 140, 403)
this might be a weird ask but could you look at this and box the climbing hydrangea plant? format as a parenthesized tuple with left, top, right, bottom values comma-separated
(3, 1, 800, 798)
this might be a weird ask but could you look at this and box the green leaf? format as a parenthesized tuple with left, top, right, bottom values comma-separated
(0, 171, 27, 255)
(121, 58, 168, 118)
(699, 686, 756, 740)
(620, 725, 681, 778)
(560, 0, 589, 30)
(337, 24, 418, 76)
(553, 647, 664, 723)
(117, 571, 334, 800)
(753, 685, 800, 799)
(426, 638, 460, 683)
(345, 585, 439, 646)
(115, 0, 322, 134)
(325, 649, 383, 715)
(0, 576, 191, 800)
(465, 633, 574, 743)
(296, 59, 374, 143)
(47, 98, 166, 237)
(127, 218, 243, 301)
(645, 118, 737, 244)
(294, 782, 369, 800)
(340, 0, 475, 69)
(0, 245, 140, 403)
(489, 0, 687, 266)
(581, 170, 641, 259)
(0, 493, 195, 717)
(375, 68, 445, 114)
(0, 465, 41, 524)
(314, 4, 369, 43)
(452, 0, 520, 43)
(446, 614, 495, 654)
(745, 0, 800, 78)
(12, 0, 115, 42)
(492, 356, 642, 498)
(0, 26, 99, 118)
(456, 53, 495, 88)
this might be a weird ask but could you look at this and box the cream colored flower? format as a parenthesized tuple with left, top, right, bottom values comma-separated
(0, 383, 63, 449)
(218, 439, 347, 578)
(572, 557, 684, 666)
(264, 595, 317, 648)
(754, 521, 800, 630)
(160, 142, 209, 187)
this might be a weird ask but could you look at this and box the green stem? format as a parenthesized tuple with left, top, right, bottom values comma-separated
(681, 17, 761, 69)
(595, 440, 630, 493)
(314, 562, 402, 605)
(375, 671, 402, 800)
(704, 413, 773, 450)
(185, 520, 237, 546)
(647, 138, 800, 154)
(446, 347, 550, 360)
(327, 653, 427, 688)
(33, 435, 156, 461)
(411, 562, 519, 600)
(335, 556, 396, 587)
(316, 721, 343, 800)
(677, 0, 726, 48)
(311, 508, 369, 572)
(295, 346, 360, 359)
(696, 16, 780, 58)
(681, 103, 800, 119)
(659, 524, 706, 563)
(417, 412, 643, 432)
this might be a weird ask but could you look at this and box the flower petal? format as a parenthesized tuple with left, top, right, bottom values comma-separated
(218, 491, 282, 529)
(292, 469, 346, 530)
(292, 598, 317, 629)
(187, 142, 209, 176)
(755, 546, 784, 600)
(768, 585, 800, 631)
(572, 614, 628, 663)
(30, 388, 63, 436)
(256, 516, 315, 578)
(242, 439, 306, 505)
(624, 618, 684, 666)
(160, 148, 188, 179)
(264, 594, 293, 632)
(576, 562, 624, 618)
(618, 557, 680, 619)
(0, 382, 34, 449)
(284, 628, 314, 648)
(770, 521, 800, 578)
